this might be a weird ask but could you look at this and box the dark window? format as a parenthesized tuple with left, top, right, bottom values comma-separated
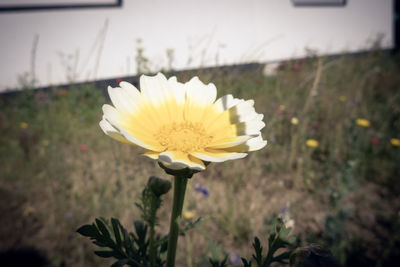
(0, 0, 122, 12)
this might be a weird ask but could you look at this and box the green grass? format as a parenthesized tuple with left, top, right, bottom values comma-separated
(1, 50, 400, 266)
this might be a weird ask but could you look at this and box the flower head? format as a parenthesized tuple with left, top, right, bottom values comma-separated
(390, 138, 400, 147)
(291, 117, 299, 125)
(277, 105, 285, 115)
(356, 118, 370, 127)
(183, 210, 195, 220)
(20, 122, 28, 129)
(194, 183, 210, 197)
(229, 252, 241, 266)
(80, 144, 88, 151)
(100, 73, 267, 171)
(370, 137, 379, 146)
(306, 139, 319, 148)
(338, 95, 347, 102)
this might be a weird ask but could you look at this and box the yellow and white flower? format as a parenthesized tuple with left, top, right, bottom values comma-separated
(100, 73, 267, 171)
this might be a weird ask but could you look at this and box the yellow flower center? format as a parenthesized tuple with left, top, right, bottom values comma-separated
(154, 121, 213, 152)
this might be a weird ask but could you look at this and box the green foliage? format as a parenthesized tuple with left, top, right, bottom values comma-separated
(77, 217, 163, 266)
(77, 176, 204, 266)
(77, 176, 171, 266)
(209, 255, 228, 267)
(241, 218, 295, 267)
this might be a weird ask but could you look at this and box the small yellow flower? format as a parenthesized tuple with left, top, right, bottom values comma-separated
(339, 96, 347, 102)
(291, 117, 299, 125)
(23, 206, 35, 216)
(42, 139, 49, 147)
(306, 139, 319, 148)
(100, 73, 267, 171)
(20, 122, 28, 129)
(390, 138, 400, 147)
(183, 210, 195, 220)
(356, 118, 370, 127)
(279, 105, 286, 111)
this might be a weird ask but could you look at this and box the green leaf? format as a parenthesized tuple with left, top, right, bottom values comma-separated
(160, 238, 168, 253)
(252, 237, 263, 265)
(76, 224, 98, 237)
(110, 259, 129, 267)
(94, 250, 115, 258)
(134, 220, 147, 245)
(121, 226, 133, 254)
(209, 256, 228, 267)
(272, 250, 292, 263)
(93, 241, 109, 247)
(111, 218, 122, 247)
(241, 258, 252, 267)
(96, 218, 111, 239)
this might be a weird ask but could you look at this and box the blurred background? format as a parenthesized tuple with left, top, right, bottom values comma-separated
(0, 0, 393, 91)
(1, 0, 400, 266)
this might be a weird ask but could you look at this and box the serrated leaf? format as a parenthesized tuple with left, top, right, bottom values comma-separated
(96, 218, 111, 239)
(272, 250, 292, 263)
(252, 237, 263, 265)
(134, 220, 147, 246)
(111, 259, 129, 267)
(111, 218, 122, 247)
(160, 238, 168, 253)
(93, 241, 109, 247)
(241, 258, 252, 267)
(94, 250, 115, 258)
(76, 224, 98, 237)
(121, 226, 133, 255)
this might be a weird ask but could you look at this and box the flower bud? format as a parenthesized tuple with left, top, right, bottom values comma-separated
(147, 176, 172, 197)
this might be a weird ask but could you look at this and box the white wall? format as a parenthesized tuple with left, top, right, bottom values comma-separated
(0, 0, 393, 91)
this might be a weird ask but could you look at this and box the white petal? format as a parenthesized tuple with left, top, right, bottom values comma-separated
(108, 86, 139, 114)
(191, 149, 247, 163)
(167, 76, 186, 105)
(119, 81, 141, 100)
(102, 105, 158, 150)
(102, 104, 122, 126)
(140, 73, 169, 106)
(99, 119, 131, 144)
(208, 135, 253, 149)
(158, 151, 205, 171)
(214, 94, 242, 112)
(185, 76, 217, 106)
(244, 135, 267, 151)
(226, 135, 267, 152)
(114, 126, 157, 151)
(229, 99, 260, 123)
(236, 120, 266, 135)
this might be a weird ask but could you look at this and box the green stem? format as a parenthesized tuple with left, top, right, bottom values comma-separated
(149, 197, 159, 267)
(166, 175, 188, 267)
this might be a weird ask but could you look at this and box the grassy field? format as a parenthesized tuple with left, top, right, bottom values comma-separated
(1, 50, 400, 266)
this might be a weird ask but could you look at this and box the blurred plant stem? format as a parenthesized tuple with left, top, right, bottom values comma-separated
(148, 195, 158, 267)
(185, 233, 194, 267)
(166, 175, 188, 267)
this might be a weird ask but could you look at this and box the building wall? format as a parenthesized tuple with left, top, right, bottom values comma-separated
(0, 0, 393, 91)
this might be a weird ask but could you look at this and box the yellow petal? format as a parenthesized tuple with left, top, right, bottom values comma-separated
(159, 151, 206, 171)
